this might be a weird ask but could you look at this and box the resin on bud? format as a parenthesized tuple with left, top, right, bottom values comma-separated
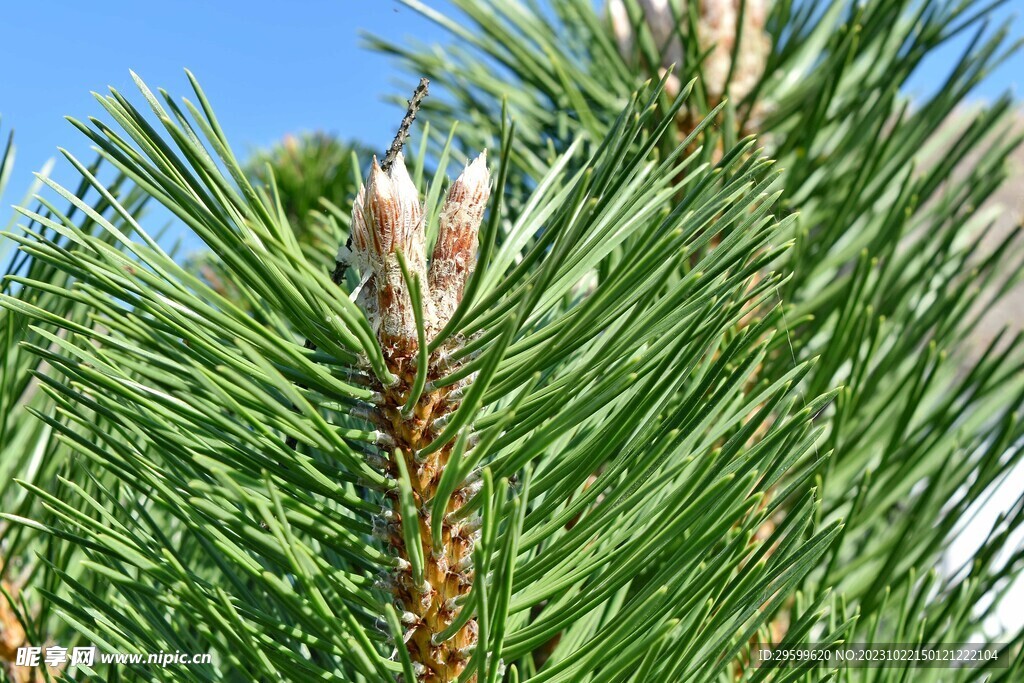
(428, 152, 490, 335)
(351, 153, 430, 358)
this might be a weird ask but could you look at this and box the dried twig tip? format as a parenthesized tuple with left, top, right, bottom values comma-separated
(382, 78, 430, 173)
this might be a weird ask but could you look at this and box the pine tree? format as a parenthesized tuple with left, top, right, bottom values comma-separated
(1, 1, 1023, 682)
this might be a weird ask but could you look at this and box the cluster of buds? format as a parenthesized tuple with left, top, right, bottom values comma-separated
(351, 152, 490, 362)
(608, 0, 772, 107)
(350, 151, 489, 682)
(697, 0, 772, 105)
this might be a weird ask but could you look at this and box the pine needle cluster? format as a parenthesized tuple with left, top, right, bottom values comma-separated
(1, 1, 1023, 681)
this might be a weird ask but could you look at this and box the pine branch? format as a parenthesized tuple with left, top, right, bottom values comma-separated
(287, 79, 432, 453)
(1, 2, 1023, 681)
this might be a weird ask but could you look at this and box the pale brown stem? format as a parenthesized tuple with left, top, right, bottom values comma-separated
(377, 357, 478, 683)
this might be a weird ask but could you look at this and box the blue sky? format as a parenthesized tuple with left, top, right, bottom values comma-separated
(0, 0, 1021, 206)
(0, 1, 451, 201)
